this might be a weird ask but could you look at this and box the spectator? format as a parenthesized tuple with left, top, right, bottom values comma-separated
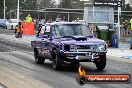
(122, 22, 126, 37)
(123, 20, 129, 36)
(56, 15, 61, 22)
(62, 16, 66, 22)
(33, 18, 37, 30)
(76, 17, 80, 22)
(41, 18, 46, 25)
(38, 19, 42, 28)
(26, 14, 32, 22)
(15, 22, 23, 38)
(47, 19, 52, 23)
(129, 18, 132, 49)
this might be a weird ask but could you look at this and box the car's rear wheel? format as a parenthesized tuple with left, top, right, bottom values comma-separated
(95, 54, 106, 70)
(34, 48, 45, 64)
(52, 50, 62, 70)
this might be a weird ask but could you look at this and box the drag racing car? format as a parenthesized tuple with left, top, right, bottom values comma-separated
(0, 19, 7, 29)
(6, 19, 18, 30)
(31, 22, 107, 70)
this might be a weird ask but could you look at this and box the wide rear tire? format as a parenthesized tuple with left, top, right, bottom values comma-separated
(34, 48, 45, 64)
(95, 54, 106, 70)
(52, 50, 62, 70)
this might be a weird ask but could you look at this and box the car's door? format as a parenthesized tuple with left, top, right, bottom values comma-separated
(39, 25, 52, 58)
(6, 20, 11, 29)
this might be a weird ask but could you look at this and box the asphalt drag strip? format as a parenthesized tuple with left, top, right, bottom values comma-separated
(0, 30, 132, 88)
(0, 83, 7, 88)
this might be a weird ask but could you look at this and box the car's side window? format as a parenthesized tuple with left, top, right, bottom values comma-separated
(52, 25, 62, 38)
(51, 25, 55, 36)
(42, 25, 51, 35)
(56, 25, 63, 36)
(51, 25, 56, 37)
(40, 25, 46, 35)
(74, 25, 82, 35)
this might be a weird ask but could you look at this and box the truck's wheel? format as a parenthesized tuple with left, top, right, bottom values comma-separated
(71, 61, 80, 70)
(95, 54, 106, 70)
(34, 48, 45, 64)
(52, 50, 62, 70)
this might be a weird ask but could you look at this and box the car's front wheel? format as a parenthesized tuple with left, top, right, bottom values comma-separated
(11, 25, 13, 30)
(52, 50, 62, 70)
(95, 54, 106, 70)
(34, 48, 45, 64)
(5, 26, 7, 29)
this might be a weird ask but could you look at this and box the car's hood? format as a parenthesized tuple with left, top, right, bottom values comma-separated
(53, 35, 106, 45)
(10, 23, 17, 25)
(0, 22, 6, 24)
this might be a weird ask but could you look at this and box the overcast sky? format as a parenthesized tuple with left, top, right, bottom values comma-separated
(126, 0, 132, 3)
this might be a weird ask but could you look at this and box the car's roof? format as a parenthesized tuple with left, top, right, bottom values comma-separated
(50, 22, 84, 25)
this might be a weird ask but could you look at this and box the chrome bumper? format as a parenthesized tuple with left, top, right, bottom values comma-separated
(63, 51, 106, 61)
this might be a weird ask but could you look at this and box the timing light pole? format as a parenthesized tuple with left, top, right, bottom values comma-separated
(17, 0, 19, 23)
(117, 0, 121, 48)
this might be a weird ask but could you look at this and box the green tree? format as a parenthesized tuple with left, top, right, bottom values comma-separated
(71, 0, 84, 9)
(58, 0, 84, 9)
(20, 0, 37, 10)
(58, 0, 72, 8)
(0, 0, 17, 18)
(38, 0, 56, 9)
(0, 0, 4, 18)
(0, 0, 57, 19)
(124, 3, 132, 11)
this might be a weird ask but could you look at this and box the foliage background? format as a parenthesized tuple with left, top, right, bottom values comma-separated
(0, 0, 131, 21)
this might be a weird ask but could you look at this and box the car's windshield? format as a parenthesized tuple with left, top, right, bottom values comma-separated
(53, 24, 91, 38)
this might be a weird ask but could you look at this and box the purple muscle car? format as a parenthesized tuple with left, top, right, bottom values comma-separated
(31, 22, 107, 70)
